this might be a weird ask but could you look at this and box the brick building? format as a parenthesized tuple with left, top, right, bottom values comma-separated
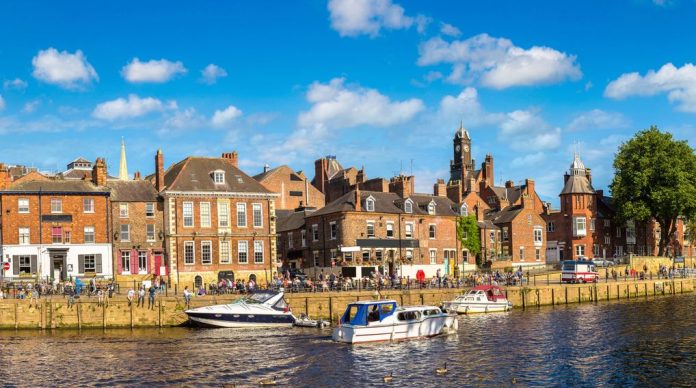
(0, 159, 113, 280)
(254, 165, 325, 210)
(312, 155, 371, 204)
(486, 194, 547, 266)
(154, 150, 278, 287)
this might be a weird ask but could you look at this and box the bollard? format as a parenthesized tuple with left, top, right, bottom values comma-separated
(547, 274, 549, 285)
(551, 288, 555, 306)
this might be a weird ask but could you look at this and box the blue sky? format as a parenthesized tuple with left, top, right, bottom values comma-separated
(1, 0, 695, 206)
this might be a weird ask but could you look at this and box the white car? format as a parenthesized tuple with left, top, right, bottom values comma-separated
(592, 259, 615, 267)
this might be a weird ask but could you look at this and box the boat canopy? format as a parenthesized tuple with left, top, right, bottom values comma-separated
(340, 301, 397, 326)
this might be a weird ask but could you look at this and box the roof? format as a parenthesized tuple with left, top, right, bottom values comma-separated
(570, 153, 586, 171)
(560, 175, 595, 195)
(0, 180, 109, 194)
(486, 206, 524, 225)
(106, 179, 159, 202)
(71, 157, 91, 164)
(477, 220, 500, 230)
(312, 190, 458, 217)
(455, 122, 470, 140)
(162, 157, 272, 194)
(276, 208, 316, 232)
(253, 165, 306, 184)
(490, 185, 523, 203)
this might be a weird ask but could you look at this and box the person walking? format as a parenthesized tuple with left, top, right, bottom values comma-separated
(137, 286, 145, 307)
(66, 283, 75, 308)
(97, 289, 104, 307)
(30, 287, 39, 308)
(183, 286, 192, 308)
(148, 284, 157, 309)
(127, 288, 135, 306)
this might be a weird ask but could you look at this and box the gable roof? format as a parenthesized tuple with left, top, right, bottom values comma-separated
(312, 190, 458, 217)
(163, 157, 272, 194)
(277, 208, 317, 232)
(106, 179, 159, 202)
(486, 206, 524, 225)
(1, 180, 109, 194)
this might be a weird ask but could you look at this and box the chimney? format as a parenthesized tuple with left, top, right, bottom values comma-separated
(263, 164, 270, 173)
(92, 158, 107, 187)
(525, 178, 535, 198)
(134, 171, 141, 180)
(313, 157, 328, 193)
(434, 179, 447, 197)
(389, 174, 414, 199)
(505, 180, 514, 188)
(0, 163, 10, 189)
(155, 149, 165, 192)
(354, 186, 361, 211)
(484, 154, 494, 185)
(222, 151, 238, 167)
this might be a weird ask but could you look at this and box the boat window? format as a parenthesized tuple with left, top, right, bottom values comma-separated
(379, 303, 396, 320)
(273, 297, 288, 310)
(397, 311, 421, 321)
(343, 305, 365, 325)
(424, 309, 440, 316)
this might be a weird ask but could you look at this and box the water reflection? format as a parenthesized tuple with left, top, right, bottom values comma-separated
(0, 294, 694, 386)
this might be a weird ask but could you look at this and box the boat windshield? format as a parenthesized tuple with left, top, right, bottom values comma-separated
(231, 292, 277, 304)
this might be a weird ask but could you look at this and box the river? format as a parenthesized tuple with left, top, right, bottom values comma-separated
(0, 294, 694, 387)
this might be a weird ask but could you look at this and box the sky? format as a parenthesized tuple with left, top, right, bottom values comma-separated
(0, 0, 695, 207)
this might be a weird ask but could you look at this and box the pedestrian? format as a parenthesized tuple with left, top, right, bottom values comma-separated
(97, 289, 104, 307)
(148, 284, 156, 309)
(127, 288, 135, 306)
(66, 284, 75, 308)
(108, 282, 114, 299)
(137, 286, 145, 307)
(30, 287, 39, 308)
(183, 286, 192, 308)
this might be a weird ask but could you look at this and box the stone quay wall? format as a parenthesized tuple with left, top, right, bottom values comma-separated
(0, 278, 692, 329)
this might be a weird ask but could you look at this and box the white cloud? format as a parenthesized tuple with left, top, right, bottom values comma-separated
(328, 0, 417, 37)
(31, 48, 98, 90)
(0, 95, 5, 110)
(22, 100, 41, 114)
(3, 78, 28, 91)
(417, 34, 582, 89)
(566, 109, 628, 131)
(200, 64, 228, 85)
(298, 77, 424, 129)
(159, 108, 206, 134)
(121, 58, 187, 83)
(440, 23, 460, 37)
(604, 63, 696, 112)
(500, 110, 561, 150)
(211, 105, 243, 127)
(437, 87, 504, 126)
(92, 94, 172, 121)
(511, 152, 546, 167)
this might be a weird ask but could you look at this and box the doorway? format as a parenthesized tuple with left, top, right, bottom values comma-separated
(51, 253, 67, 282)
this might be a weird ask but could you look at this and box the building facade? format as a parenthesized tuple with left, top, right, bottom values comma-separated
(254, 165, 325, 210)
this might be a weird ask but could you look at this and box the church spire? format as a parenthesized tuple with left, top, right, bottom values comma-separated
(119, 137, 129, 180)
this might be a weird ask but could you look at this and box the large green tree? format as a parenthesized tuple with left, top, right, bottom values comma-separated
(611, 126, 696, 256)
(686, 218, 696, 246)
(457, 215, 481, 265)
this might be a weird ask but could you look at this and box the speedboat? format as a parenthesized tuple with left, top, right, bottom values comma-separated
(442, 285, 512, 314)
(185, 291, 296, 328)
(332, 300, 458, 344)
(294, 313, 329, 328)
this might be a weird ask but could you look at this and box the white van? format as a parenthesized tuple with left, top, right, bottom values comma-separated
(561, 260, 599, 283)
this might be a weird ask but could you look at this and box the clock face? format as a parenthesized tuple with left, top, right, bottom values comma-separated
(455, 145, 461, 152)
(463, 145, 469, 152)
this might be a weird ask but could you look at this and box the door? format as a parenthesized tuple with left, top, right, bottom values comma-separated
(154, 254, 166, 275)
(51, 253, 67, 281)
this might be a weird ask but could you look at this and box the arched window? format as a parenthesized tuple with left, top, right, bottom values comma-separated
(404, 200, 413, 214)
(461, 203, 468, 216)
(365, 196, 375, 212)
(194, 275, 203, 289)
(427, 202, 436, 215)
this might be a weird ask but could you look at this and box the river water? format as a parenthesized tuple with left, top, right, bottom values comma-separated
(0, 294, 694, 387)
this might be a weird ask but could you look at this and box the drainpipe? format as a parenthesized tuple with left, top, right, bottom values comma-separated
(39, 188, 43, 281)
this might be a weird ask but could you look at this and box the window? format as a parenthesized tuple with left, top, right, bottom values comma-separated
(312, 224, 319, 241)
(254, 241, 264, 263)
(220, 241, 231, 264)
(84, 226, 95, 244)
(119, 203, 129, 218)
(535, 248, 541, 261)
(502, 227, 508, 241)
(146, 202, 155, 217)
(19, 256, 32, 274)
(375, 250, 383, 262)
(313, 251, 320, 267)
(51, 198, 62, 213)
(605, 236, 611, 245)
(146, 224, 155, 242)
(527, 215, 532, 225)
(406, 249, 413, 261)
(183, 202, 194, 227)
(52, 227, 62, 244)
(200, 202, 211, 228)
(345, 252, 353, 261)
(64, 231, 71, 244)
(429, 250, 437, 264)
(604, 219, 610, 227)
(547, 221, 555, 233)
(330, 222, 337, 239)
(19, 228, 30, 245)
(289, 190, 303, 197)
(362, 250, 370, 262)
(461, 203, 468, 216)
(81, 255, 95, 273)
(18, 198, 29, 213)
(253, 204, 263, 228)
(367, 222, 375, 238)
(576, 196, 582, 208)
(218, 201, 229, 227)
(83, 198, 94, 213)
(238, 241, 248, 263)
(404, 200, 413, 213)
(138, 251, 147, 274)
(386, 222, 394, 238)
(462, 250, 469, 262)
(593, 244, 600, 257)
(590, 218, 595, 231)
(428, 202, 436, 215)
(120, 224, 130, 242)
(573, 217, 587, 237)
(490, 230, 495, 243)
(201, 241, 212, 264)
(121, 251, 131, 274)
(366, 197, 375, 212)
(519, 247, 525, 260)
(405, 222, 414, 238)
(616, 227, 621, 238)
(237, 203, 247, 227)
(288, 232, 293, 249)
(213, 170, 225, 184)
(184, 241, 195, 264)
(429, 224, 436, 239)
(575, 245, 585, 257)
(301, 230, 307, 247)
(534, 228, 543, 245)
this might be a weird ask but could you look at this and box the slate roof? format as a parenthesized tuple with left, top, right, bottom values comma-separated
(106, 180, 159, 202)
(477, 220, 500, 230)
(163, 157, 272, 194)
(312, 190, 458, 217)
(560, 175, 595, 195)
(253, 165, 305, 183)
(1, 180, 109, 194)
(277, 208, 317, 232)
(490, 185, 524, 203)
(486, 206, 524, 225)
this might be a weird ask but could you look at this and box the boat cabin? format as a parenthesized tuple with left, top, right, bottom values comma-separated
(340, 300, 397, 326)
(463, 285, 506, 302)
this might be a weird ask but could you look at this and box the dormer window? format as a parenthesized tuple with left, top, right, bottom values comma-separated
(427, 201, 436, 215)
(213, 170, 225, 184)
(404, 199, 413, 214)
(365, 196, 375, 212)
(461, 203, 468, 216)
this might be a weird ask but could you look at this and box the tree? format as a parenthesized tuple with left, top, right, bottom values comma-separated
(686, 218, 696, 245)
(457, 215, 481, 265)
(610, 126, 696, 256)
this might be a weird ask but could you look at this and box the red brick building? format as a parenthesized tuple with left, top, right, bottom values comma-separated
(254, 165, 325, 210)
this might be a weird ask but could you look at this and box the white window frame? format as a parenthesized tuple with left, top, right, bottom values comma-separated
(406, 249, 413, 261)
(535, 248, 541, 262)
(547, 221, 555, 233)
(365, 197, 375, 212)
(120, 224, 130, 242)
(146, 202, 155, 218)
(313, 251, 320, 267)
(405, 222, 414, 238)
(83, 198, 94, 213)
(201, 241, 212, 265)
(575, 244, 585, 258)
(429, 249, 437, 265)
(121, 251, 131, 274)
(312, 224, 319, 241)
(238, 240, 249, 264)
(146, 224, 156, 242)
(183, 201, 194, 227)
(533, 227, 543, 246)
(590, 218, 595, 231)
(213, 170, 225, 184)
(119, 203, 129, 218)
(84, 226, 95, 244)
(461, 203, 468, 216)
(386, 222, 394, 238)
(237, 203, 247, 228)
(200, 202, 211, 228)
(593, 244, 600, 257)
(184, 241, 195, 265)
(519, 246, 525, 261)
(51, 198, 62, 214)
(18, 198, 29, 214)
(429, 224, 436, 239)
(84, 255, 97, 274)
(301, 229, 307, 247)
(138, 251, 147, 274)
(427, 201, 436, 215)
(366, 221, 375, 238)
(219, 241, 231, 264)
(218, 201, 229, 227)
(252, 203, 263, 228)
(573, 216, 587, 237)
(19, 227, 30, 245)
(404, 199, 413, 213)
(254, 240, 264, 264)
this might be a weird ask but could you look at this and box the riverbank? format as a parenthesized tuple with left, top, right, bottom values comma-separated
(0, 278, 692, 329)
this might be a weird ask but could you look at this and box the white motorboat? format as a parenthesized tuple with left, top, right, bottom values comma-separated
(185, 291, 297, 328)
(294, 313, 329, 328)
(442, 285, 512, 314)
(332, 300, 458, 344)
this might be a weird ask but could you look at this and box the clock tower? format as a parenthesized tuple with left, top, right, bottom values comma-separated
(449, 122, 473, 183)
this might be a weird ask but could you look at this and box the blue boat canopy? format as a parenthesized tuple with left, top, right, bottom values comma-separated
(340, 301, 396, 326)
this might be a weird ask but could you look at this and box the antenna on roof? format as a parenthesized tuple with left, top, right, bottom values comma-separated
(410, 159, 413, 176)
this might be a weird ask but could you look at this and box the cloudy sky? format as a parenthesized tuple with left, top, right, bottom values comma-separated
(0, 0, 694, 206)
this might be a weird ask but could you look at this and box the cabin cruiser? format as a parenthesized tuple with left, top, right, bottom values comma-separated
(185, 291, 296, 328)
(442, 285, 512, 314)
(332, 300, 458, 344)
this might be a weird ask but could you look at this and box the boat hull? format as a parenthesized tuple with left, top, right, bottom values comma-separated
(186, 312, 296, 328)
(444, 301, 512, 314)
(332, 315, 458, 344)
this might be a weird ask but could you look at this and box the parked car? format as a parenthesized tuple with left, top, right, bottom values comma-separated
(592, 259, 615, 267)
